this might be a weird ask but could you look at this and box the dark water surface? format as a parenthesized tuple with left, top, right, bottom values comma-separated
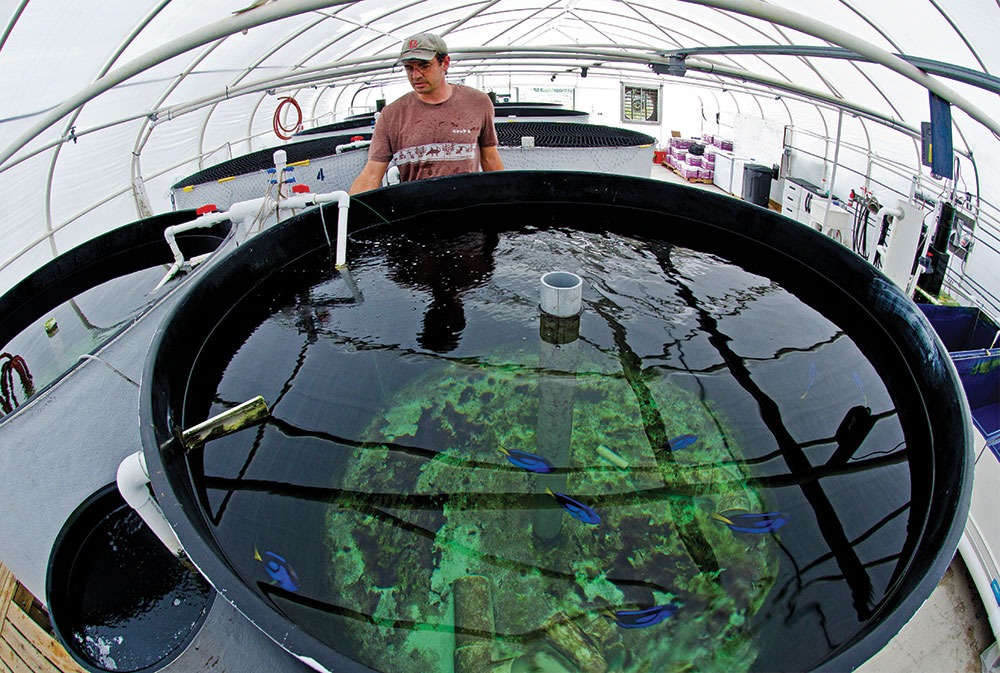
(62, 501, 213, 672)
(185, 224, 913, 673)
(1, 264, 171, 415)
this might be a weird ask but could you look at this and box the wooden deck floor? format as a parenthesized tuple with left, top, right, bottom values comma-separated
(0, 562, 84, 673)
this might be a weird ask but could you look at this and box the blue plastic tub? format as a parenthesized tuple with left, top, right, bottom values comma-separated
(918, 304, 1000, 353)
(917, 304, 999, 452)
(950, 350, 1000, 453)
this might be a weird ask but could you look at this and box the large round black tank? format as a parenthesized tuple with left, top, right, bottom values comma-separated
(141, 171, 972, 673)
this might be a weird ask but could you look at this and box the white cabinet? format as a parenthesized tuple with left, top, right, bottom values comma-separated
(782, 179, 804, 221)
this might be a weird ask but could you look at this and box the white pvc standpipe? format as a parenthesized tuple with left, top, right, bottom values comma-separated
(822, 108, 845, 233)
(540, 271, 583, 317)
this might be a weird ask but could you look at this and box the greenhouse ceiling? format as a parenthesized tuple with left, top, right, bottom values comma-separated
(1, 0, 999, 294)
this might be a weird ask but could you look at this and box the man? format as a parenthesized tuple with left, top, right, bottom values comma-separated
(348, 32, 504, 194)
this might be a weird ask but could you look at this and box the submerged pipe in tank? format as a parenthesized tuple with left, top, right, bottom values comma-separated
(534, 272, 584, 542)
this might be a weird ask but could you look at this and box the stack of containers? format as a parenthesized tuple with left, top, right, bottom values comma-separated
(664, 136, 710, 181)
(702, 149, 716, 181)
(662, 136, 734, 183)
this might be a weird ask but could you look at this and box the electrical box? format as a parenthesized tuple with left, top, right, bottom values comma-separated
(879, 200, 926, 290)
(810, 203, 853, 246)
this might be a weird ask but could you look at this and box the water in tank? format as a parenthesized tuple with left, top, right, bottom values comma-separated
(142, 171, 972, 673)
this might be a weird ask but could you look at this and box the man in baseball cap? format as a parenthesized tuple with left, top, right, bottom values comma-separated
(349, 32, 503, 193)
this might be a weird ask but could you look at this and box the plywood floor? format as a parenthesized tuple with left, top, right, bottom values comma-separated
(0, 561, 84, 673)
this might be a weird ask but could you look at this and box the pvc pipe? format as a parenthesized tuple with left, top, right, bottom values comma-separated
(596, 445, 629, 470)
(153, 210, 231, 291)
(164, 211, 230, 265)
(540, 271, 583, 318)
(228, 196, 274, 222)
(181, 395, 270, 449)
(876, 204, 905, 223)
(273, 149, 287, 176)
(117, 451, 185, 557)
(333, 191, 350, 267)
(267, 189, 350, 265)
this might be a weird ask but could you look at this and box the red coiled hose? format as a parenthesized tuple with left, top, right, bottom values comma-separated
(273, 96, 302, 140)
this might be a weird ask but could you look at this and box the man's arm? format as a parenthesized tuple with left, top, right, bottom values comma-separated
(349, 159, 391, 194)
(480, 146, 504, 172)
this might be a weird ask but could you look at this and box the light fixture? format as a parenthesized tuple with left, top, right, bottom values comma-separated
(551, 74, 557, 81)
(581, 66, 588, 78)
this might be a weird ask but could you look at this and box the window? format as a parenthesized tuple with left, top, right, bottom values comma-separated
(622, 84, 660, 124)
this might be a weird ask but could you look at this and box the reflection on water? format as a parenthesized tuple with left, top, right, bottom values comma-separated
(1, 265, 172, 416)
(188, 226, 910, 673)
(65, 503, 213, 671)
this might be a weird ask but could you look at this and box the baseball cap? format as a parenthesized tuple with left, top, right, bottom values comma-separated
(397, 32, 448, 63)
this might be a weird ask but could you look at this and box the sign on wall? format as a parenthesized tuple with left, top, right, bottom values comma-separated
(517, 86, 575, 107)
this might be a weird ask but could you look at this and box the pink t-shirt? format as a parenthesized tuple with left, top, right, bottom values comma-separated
(368, 85, 499, 182)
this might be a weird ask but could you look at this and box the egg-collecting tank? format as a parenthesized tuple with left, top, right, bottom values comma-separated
(495, 123, 654, 177)
(0, 210, 230, 421)
(141, 171, 972, 673)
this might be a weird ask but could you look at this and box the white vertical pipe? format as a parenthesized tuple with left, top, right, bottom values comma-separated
(335, 192, 350, 267)
(822, 108, 845, 233)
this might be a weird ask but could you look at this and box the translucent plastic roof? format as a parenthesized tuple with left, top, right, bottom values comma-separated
(2, 0, 999, 306)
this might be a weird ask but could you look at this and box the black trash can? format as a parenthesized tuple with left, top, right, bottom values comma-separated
(742, 163, 773, 207)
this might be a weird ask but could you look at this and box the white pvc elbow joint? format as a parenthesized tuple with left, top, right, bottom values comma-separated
(117, 451, 185, 557)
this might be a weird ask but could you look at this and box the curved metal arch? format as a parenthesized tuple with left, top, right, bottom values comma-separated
(490, 15, 731, 69)
(927, 0, 989, 74)
(557, 5, 772, 89)
(625, 0, 839, 134)
(237, 0, 426, 153)
(44, 0, 173, 256)
(0, 0, 360, 169)
(677, 0, 999, 136)
(836, 1, 981, 208)
(768, 22, 842, 99)
(622, 1, 801, 87)
(0, 0, 30, 54)
(135, 37, 228, 180)
(441, 0, 505, 36)
(834, 1, 943, 137)
(480, 0, 562, 45)
(254, 0, 518, 127)
(195, 11, 339, 164)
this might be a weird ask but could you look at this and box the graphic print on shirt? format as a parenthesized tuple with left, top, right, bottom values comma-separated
(393, 142, 477, 166)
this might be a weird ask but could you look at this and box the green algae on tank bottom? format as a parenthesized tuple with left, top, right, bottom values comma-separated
(322, 347, 778, 673)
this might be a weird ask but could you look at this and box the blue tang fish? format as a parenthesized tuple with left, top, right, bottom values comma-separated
(611, 603, 680, 629)
(662, 434, 698, 451)
(255, 548, 300, 591)
(499, 446, 554, 473)
(801, 361, 817, 399)
(546, 488, 600, 525)
(852, 371, 868, 406)
(713, 509, 788, 534)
